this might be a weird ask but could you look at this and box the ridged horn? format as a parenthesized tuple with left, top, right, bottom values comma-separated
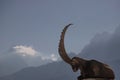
(58, 24, 73, 64)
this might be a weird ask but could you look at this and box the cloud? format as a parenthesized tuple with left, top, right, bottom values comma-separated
(13, 45, 37, 56)
(79, 26, 120, 62)
(51, 54, 58, 61)
(0, 45, 59, 77)
(12, 45, 59, 66)
(41, 54, 58, 61)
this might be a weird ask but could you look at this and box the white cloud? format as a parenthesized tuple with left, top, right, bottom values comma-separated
(41, 53, 58, 61)
(50, 54, 58, 61)
(12, 45, 59, 66)
(13, 45, 37, 56)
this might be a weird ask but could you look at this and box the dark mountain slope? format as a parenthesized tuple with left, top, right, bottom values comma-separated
(0, 61, 78, 80)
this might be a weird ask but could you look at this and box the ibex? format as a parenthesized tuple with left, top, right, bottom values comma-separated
(58, 24, 115, 80)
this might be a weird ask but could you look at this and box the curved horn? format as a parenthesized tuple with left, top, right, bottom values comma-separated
(58, 24, 73, 64)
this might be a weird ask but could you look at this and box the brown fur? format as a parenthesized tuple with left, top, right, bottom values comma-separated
(71, 57, 115, 80)
(58, 24, 115, 80)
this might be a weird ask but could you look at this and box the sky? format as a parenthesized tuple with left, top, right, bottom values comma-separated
(0, 0, 120, 60)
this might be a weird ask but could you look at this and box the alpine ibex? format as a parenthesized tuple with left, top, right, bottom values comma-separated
(58, 24, 115, 80)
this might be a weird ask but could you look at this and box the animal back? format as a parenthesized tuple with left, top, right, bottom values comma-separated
(82, 78, 114, 80)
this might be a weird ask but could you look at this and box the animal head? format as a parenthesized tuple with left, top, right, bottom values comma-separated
(71, 57, 80, 72)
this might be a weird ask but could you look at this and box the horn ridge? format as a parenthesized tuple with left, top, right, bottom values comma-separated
(58, 24, 73, 64)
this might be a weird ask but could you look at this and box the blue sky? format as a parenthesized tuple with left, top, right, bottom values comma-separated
(0, 0, 120, 57)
